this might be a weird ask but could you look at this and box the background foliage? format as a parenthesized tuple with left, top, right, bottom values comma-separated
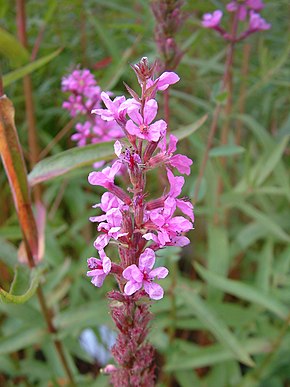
(0, 0, 290, 386)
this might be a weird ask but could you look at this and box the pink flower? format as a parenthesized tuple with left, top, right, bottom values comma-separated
(62, 95, 86, 116)
(88, 161, 122, 189)
(62, 69, 97, 96)
(92, 92, 127, 122)
(155, 134, 192, 175)
(122, 248, 168, 300)
(87, 249, 111, 287)
(249, 11, 271, 31)
(71, 121, 92, 146)
(226, 0, 264, 20)
(126, 99, 167, 142)
(146, 72, 180, 96)
(144, 197, 193, 247)
(202, 10, 223, 28)
(167, 169, 194, 222)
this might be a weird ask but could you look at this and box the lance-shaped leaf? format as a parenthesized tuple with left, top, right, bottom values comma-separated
(0, 266, 42, 304)
(0, 95, 38, 262)
(28, 115, 207, 186)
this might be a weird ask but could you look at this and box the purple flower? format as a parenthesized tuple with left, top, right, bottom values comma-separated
(88, 161, 122, 189)
(122, 248, 168, 300)
(249, 11, 271, 31)
(87, 249, 111, 287)
(226, 0, 264, 20)
(62, 69, 97, 96)
(157, 134, 192, 175)
(92, 92, 127, 123)
(71, 121, 92, 146)
(126, 99, 167, 142)
(62, 95, 86, 116)
(202, 10, 223, 28)
(167, 169, 194, 222)
(146, 71, 180, 94)
(144, 197, 193, 247)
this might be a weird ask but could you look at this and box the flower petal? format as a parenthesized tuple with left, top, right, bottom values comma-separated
(124, 280, 142, 295)
(123, 264, 142, 282)
(139, 248, 156, 271)
(144, 282, 164, 300)
(150, 267, 169, 279)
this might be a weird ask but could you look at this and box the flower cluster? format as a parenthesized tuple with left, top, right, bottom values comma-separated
(201, 0, 271, 42)
(86, 57, 194, 301)
(61, 68, 123, 148)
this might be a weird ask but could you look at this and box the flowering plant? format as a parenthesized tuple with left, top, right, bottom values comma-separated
(86, 57, 193, 385)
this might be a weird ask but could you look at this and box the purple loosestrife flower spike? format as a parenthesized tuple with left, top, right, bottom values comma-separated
(86, 57, 193, 385)
(123, 248, 168, 300)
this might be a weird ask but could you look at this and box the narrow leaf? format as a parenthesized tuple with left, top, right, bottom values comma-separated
(28, 118, 206, 186)
(180, 290, 254, 366)
(166, 338, 269, 371)
(209, 145, 245, 157)
(0, 326, 46, 355)
(255, 135, 290, 186)
(3, 48, 62, 87)
(0, 27, 29, 67)
(195, 263, 288, 319)
(0, 96, 38, 260)
(0, 267, 42, 304)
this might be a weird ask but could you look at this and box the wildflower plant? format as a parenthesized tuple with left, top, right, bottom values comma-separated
(201, 0, 271, 42)
(86, 57, 193, 385)
(61, 68, 123, 148)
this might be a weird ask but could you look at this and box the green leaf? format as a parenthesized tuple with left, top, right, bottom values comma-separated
(28, 117, 207, 186)
(236, 203, 290, 243)
(209, 145, 245, 157)
(255, 135, 290, 186)
(0, 27, 29, 67)
(180, 290, 254, 366)
(195, 263, 288, 320)
(207, 225, 229, 302)
(166, 338, 269, 371)
(28, 141, 115, 186)
(3, 48, 62, 87)
(0, 267, 42, 304)
(0, 326, 46, 355)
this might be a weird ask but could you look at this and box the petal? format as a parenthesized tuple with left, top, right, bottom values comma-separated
(144, 282, 164, 300)
(123, 264, 143, 282)
(168, 135, 178, 154)
(94, 234, 110, 250)
(143, 99, 158, 125)
(126, 120, 139, 136)
(88, 171, 108, 187)
(91, 273, 107, 287)
(114, 140, 122, 157)
(167, 169, 184, 197)
(150, 267, 169, 279)
(102, 256, 112, 274)
(176, 199, 194, 222)
(170, 154, 193, 175)
(156, 72, 180, 91)
(139, 248, 156, 271)
(127, 106, 143, 125)
(147, 120, 166, 142)
(124, 280, 142, 296)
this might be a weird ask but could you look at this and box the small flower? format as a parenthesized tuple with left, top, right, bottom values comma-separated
(87, 250, 111, 287)
(123, 248, 168, 300)
(202, 10, 223, 28)
(88, 161, 122, 189)
(249, 11, 271, 31)
(126, 99, 167, 142)
(92, 92, 127, 123)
